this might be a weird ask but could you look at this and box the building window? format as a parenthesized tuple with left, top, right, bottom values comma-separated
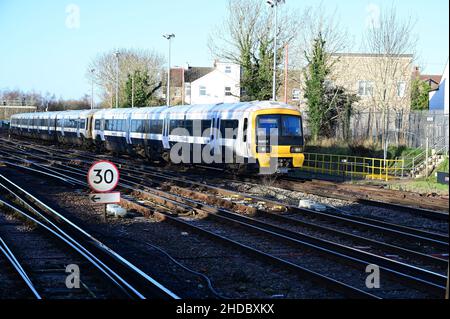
(225, 87, 232, 96)
(185, 83, 191, 97)
(225, 66, 231, 74)
(199, 86, 207, 96)
(397, 81, 406, 98)
(292, 89, 301, 101)
(358, 81, 373, 96)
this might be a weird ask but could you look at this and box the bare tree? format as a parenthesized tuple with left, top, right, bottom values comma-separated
(290, 2, 351, 70)
(362, 5, 417, 153)
(288, 2, 351, 116)
(87, 48, 165, 108)
(208, 0, 300, 100)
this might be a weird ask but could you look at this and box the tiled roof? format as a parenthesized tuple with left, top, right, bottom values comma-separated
(420, 75, 442, 85)
(184, 67, 214, 83)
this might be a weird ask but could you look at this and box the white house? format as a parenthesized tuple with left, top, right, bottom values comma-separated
(429, 60, 449, 114)
(183, 61, 241, 105)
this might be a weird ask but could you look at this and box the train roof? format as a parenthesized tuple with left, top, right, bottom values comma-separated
(95, 101, 299, 116)
(11, 101, 300, 119)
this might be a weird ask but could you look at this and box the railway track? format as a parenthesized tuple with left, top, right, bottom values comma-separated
(276, 176, 449, 220)
(0, 171, 179, 299)
(0, 233, 41, 299)
(0, 137, 448, 298)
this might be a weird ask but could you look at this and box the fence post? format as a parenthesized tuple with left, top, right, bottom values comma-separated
(385, 160, 388, 182)
(401, 157, 404, 178)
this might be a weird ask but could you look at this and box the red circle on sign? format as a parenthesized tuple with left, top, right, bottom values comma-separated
(87, 160, 120, 193)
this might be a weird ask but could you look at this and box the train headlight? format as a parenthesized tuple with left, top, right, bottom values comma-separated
(290, 146, 303, 153)
(257, 146, 271, 153)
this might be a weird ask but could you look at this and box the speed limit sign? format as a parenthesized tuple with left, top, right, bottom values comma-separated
(87, 161, 120, 193)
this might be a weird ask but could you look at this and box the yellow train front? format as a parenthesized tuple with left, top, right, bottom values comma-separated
(248, 105, 305, 173)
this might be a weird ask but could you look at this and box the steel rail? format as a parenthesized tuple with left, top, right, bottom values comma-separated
(118, 179, 447, 296)
(1, 142, 447, 249)
(0, 174, 179, 300)
(95, 164, 448, 266)
(0, 153, 378, 299)
(0, 236, 41, 299)
(22, 159, 444, 297)
(2, 139, 446, 296)
(280, 176, 449, 220)
(2, 145, 447, 271)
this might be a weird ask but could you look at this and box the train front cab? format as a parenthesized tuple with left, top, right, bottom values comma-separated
(251, 108, 305, 171)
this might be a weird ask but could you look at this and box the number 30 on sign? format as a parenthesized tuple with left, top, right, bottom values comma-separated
(87, 161, 120, 193)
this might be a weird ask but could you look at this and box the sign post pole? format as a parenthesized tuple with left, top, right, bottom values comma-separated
(87, 161, 121, 220)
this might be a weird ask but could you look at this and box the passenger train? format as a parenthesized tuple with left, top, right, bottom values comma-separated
(9, 101, 305, 173)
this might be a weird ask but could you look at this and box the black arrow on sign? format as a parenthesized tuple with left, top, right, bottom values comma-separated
(90, 194, 101, 203)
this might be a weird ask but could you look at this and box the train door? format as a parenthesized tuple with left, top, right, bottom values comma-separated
(126, 112, 132, 145)
(162, 113, 170, 150)
(236, 115, 249, 158)
(211, 112, 220, 158)
(76, 117, 81, 138)
(61, 117, 65, 137)
(47, 114, 51, 136)
(86, 113, 94, 139)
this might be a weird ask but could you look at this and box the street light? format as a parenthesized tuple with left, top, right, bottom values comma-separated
(267, 0, 285, 101)
(90, 68, 95, 109)
(163, 33, 175, 106)
(115, 51, 120, 108)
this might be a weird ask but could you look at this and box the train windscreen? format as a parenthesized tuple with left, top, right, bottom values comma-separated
(257, 115, 303, 146)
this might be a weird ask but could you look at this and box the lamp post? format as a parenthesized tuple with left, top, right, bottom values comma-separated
(90, 68, 95, 109)
(267, 0, 285, 101)
(163, 33, 175, 106)
(131, 72, 135, 108)
(115, 51, 120, 108)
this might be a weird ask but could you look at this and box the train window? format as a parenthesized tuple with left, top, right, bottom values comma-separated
(80, 119, 86, 129)
(280, 115, 302, 137)
(149, 120, 162, 134)
(139, 120, 146, 133)
(191, 120, 211, 137)
(131, 120, 138, 132)
(94, 119, 101, 130)
(104, 120, 110, 131)
(220, 120, 239, 139)
(169, 120, 184, 136)
(131, 120, 137, 133)
(243, 118, 248, 142)
(184, 120, 193, 136)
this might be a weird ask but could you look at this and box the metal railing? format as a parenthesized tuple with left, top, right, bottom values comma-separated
(400, 136, 449, 177)
(300, 153, 405, 181)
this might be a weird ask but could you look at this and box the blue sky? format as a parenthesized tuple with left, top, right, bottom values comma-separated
(0, 0, 448, 99)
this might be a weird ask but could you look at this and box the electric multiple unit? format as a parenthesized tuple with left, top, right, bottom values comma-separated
(9, 101, 305, 173)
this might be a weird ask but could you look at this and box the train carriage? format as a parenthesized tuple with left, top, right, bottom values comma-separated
(10, 101, 305, 174)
